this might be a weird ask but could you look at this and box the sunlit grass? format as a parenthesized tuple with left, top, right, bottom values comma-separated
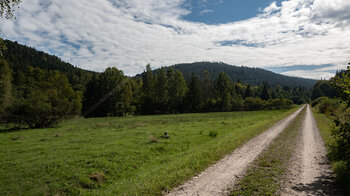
(0, 107, 299, 195)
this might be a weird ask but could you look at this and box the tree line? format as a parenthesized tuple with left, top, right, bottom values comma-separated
(82, 64, 310, 118)
(1, 60, 312, 128)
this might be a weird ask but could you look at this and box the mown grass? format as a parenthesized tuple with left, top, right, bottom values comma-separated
(0, 107, 299, 195)
(231, 107, 306, 196)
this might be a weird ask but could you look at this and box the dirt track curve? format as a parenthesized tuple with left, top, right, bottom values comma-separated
(168, 106, 305, 196)
(280, 105, 338, 196)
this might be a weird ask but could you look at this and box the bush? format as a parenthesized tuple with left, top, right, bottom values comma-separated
(244, 97, 265, 111)
(5, 68, 81, 128)
(317, 98, 341, 115)
(266, 98, 293, 110)
(311, 96, 328, 107)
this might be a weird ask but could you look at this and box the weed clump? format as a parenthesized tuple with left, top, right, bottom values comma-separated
(148, 134, 158, 143)
(11, 136, 24, 141)
(209, 130, 218, 137)
(89, 172, 106, 184)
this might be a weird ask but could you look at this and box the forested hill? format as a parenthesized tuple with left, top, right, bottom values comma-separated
(153, 62, 317, 88)
(1, 39, 95, 92)
(2, 39, 93, 77)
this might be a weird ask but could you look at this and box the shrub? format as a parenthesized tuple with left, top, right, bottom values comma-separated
(311, 96, 328, 107)
(317, 98, 340, 115)
(244, 97, 265, 111)
(5, 68, 81, 128)
(266, 98, 293, 110)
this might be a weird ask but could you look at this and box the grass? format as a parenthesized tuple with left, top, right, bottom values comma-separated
(311, 107, 350, 195)
(0, 107, 300, 195)
(231, 107, 306, 196)
(311, 107, 334, 145)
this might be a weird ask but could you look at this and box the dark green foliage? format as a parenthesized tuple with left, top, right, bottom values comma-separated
(261, 82, 271, 100)
(215, 72, 232, 111)
(6, 67, 81, 128)
(2, 40, 93, 91)
(311, 80, 337, 100)
(154, 68, 169, 113)
(82, 67, 130, 117)
(167, 68, 188, 113)
(312, 66, 350, 193)
(141, 64, 156, 114)
(330, 66, 350, 104)
(187, 73, 202, 112)
(0, 59, 12, 117)
(0, 0, 21, 19)
(244, 97, 265, 111)
(140, 62, 317, 88)
(265, 98, 293, 110)
(311, 96, 328, 107)
(244, 84, 254, 98)
(317, 98, 341, 115)
(0, 40, 313, 124)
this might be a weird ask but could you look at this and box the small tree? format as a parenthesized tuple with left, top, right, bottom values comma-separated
(7, 68, 81, 128)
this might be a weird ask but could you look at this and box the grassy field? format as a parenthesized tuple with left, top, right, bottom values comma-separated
(231, 107, 306, 195)
(0, 107, 299, 195)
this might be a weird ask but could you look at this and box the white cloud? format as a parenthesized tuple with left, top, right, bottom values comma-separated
(263, 1, 280, 13)
(311, 0, 350, 27)
(0, 0, 349, 79)
(200, 9, 214, 15)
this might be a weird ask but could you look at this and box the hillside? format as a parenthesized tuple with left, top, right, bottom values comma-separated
(2, 40, 94, 79)
(2, 39, 94, 90)
(151, 62, 317, 88)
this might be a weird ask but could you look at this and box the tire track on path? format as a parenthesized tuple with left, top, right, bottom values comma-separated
(168, 106, 305, 196)
(280, 105, 338, 196)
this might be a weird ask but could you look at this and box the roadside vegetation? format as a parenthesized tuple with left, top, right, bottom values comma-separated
(0, 107, 298, 195)
(231, 107, 306, 195)
(311, 65, 350, 194)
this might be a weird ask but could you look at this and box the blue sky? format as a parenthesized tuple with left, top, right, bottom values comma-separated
(183, 0, 283, 24)
(0, 0, 349, 79)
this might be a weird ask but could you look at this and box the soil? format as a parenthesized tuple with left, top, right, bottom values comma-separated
(167, 106, 305, 196)
(280, 105, 338, 196)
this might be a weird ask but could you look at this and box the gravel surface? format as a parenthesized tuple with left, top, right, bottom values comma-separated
(167, 106, 305, 196)
(280, 105, 338, 196)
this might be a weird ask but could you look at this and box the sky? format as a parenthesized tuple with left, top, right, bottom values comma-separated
(0, 0, 349, 79)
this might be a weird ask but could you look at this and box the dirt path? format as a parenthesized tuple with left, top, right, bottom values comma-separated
(168, 106, 305, 196)
(280, 105, 338, 195)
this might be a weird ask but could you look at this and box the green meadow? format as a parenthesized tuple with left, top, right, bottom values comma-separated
(0, 107, 299, 195)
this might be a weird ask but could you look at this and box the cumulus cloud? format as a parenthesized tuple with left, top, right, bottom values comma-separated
(0, 0, 349, 79)
(263, 1, 280, 13)
(311, 0, 350, 27)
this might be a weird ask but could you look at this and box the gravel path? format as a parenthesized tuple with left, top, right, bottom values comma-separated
(280, 105, 338, 196)
(167, 106, 305, 196)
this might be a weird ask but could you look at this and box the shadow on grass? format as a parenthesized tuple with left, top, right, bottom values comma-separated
(0, 126, 29, 133)
(291, 171, 342, 195)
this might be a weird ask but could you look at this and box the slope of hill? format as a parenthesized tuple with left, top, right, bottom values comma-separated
(151, 62, 317, 88)
(2, 39, 95, 90)
(2, 39, 94, 76)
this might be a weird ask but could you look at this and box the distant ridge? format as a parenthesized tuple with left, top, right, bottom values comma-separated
(150, 62, 317, 88)
(2, 40, 317, 88)
(2, 39, 93, 76)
